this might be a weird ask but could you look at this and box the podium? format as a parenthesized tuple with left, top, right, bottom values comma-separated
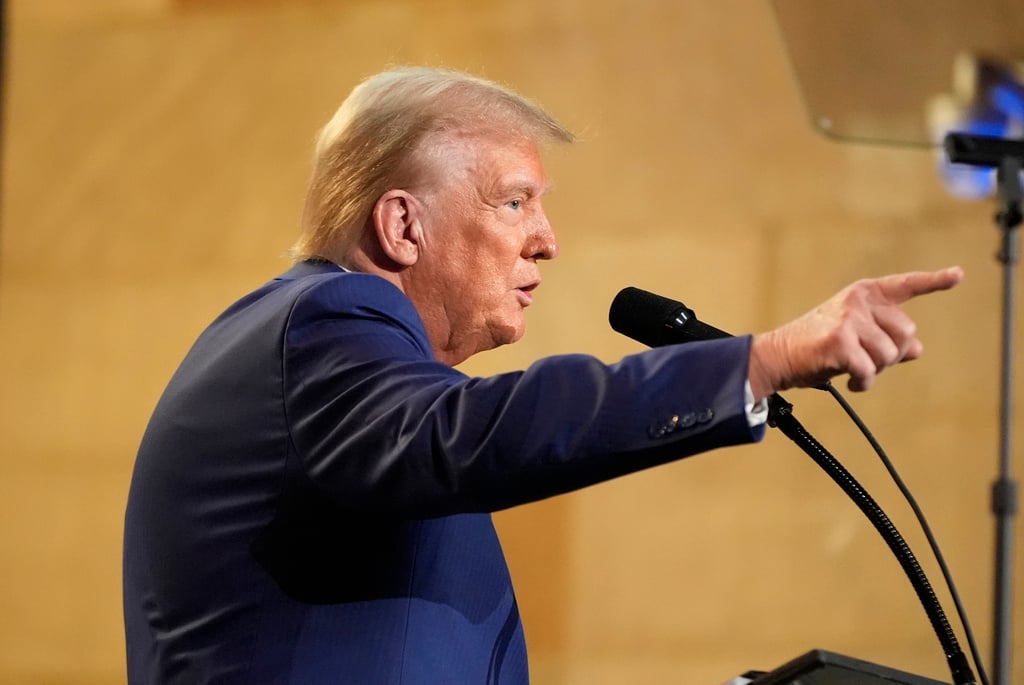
(734, 650, 950, 685)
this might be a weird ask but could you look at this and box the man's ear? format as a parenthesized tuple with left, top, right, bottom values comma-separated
(372, 190, 423, 267)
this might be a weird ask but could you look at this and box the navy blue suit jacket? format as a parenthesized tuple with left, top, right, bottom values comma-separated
(123, 260, 764, 684)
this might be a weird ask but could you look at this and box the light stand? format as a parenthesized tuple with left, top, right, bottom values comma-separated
(944, 132, 1022, 685)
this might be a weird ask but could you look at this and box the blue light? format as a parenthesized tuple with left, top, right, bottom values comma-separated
(934, 58, 1024, 200)
(939, 161, 996, 200)
(990, 83, 1024, 120)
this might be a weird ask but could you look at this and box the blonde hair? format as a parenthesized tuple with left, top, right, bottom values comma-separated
(291, 67, 574, 263)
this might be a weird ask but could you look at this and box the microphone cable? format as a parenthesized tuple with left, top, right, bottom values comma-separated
(822, 381, 990, 685)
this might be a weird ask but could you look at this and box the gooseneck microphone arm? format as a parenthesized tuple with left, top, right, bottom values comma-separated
(767, 396, 974, 685)
(609, 286, 977, 685)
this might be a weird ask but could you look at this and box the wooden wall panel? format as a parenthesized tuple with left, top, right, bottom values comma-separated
(2, 0, 1021, 683)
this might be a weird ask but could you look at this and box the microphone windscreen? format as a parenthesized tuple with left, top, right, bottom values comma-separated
(610, 286, 734, 348)
(609, 287, 687, 348)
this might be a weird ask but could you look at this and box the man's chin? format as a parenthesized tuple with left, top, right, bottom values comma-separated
(489, 319, 527, 348)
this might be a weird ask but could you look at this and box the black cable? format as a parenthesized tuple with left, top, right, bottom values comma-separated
(820, 383, 989, 685)
(768, 394, 976, 685)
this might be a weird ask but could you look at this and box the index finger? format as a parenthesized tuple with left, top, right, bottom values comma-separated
(876, 266, 964, 303)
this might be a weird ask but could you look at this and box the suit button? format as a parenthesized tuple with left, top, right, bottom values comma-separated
(696, 408, 714, 424)
(649, 414, 681, 438)
(679, 412, 697, 428)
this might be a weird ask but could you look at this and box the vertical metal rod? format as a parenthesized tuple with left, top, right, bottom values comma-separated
(991, 158, 1020, 685)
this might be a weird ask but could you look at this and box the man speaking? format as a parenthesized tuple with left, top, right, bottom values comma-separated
(122, 66, 963, 684)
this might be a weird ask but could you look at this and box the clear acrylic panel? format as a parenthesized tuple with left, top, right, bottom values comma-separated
(771, 0, 1024, 148)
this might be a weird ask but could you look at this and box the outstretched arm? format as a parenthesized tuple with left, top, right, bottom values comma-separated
(748, 266, 964, 399)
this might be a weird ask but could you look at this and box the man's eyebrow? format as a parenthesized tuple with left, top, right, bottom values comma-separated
(497, 179, 553, 197)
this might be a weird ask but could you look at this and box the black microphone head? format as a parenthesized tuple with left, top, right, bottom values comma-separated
(609, 287, 689, 348)
(609, 286, 732, 348)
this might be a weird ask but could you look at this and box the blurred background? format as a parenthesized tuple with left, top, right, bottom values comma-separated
(1, 0, 1022, 682)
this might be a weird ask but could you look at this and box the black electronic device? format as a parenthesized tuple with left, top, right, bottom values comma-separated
(748, 650, 950, 685)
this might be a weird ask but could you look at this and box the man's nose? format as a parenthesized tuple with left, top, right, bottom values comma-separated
(526, 212, 558, 261)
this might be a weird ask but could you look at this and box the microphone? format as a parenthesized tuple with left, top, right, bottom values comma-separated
(609, 287, 830, 395)
(610, 284, 978, 683)
(608, 286, 733, 348)
(608, 289, 978, 685)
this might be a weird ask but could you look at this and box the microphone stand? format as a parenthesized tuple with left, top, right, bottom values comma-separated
(607, 286, 986, 683)
(766, 395, 976, 685)
(944, 133, 1021, 685)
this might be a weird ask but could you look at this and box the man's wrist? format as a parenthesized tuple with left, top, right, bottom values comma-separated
(748, 333, 779, 402)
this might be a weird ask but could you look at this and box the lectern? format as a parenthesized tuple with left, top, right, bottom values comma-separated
(741, 650, 950, 685)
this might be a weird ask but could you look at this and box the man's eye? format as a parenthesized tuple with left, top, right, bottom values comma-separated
(507, 199, 522, 210)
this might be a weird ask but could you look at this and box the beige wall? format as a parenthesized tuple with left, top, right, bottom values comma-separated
(1, 0, 1021, 682)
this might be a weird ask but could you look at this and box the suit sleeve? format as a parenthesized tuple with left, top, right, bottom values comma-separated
(282, 275, 765, 517)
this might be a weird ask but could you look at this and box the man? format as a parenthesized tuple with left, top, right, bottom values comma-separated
(123, 67, 962, 684)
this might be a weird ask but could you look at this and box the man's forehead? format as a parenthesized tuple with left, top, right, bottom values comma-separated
(419, 128, 547, 188)
(426, 127, 537, 156)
